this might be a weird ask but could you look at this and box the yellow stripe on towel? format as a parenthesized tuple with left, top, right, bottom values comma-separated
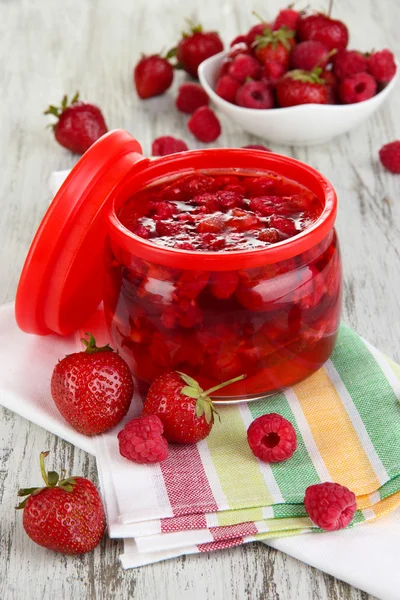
(293, 367, 381, 493)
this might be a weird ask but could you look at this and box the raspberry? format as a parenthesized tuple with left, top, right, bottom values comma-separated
(247, 413, 297, 463)
(118, 415, 169, 464)
(321, 69, 338, 103)
(258, 228, 281, 243)
(338, 72, 377, 103)
(152, 136, 188, 156)
(150, 201, 176, 219)
(333, 49, 368, 80)
(245, 175, 280, 195)
(155, 220, 182, 236)
(228, 209, 259, 231)
(368, 49, 397, 83)
(228, 54, 262, 82)
(217, 190, 243, 209)
(197, 213, 225, 233)
(273, 8, 300, 32)
(250, 196, 279, 215)
(263, 60, 287, 85)
(304, 482, 357, 531)
(176, 83, 209, 114)
(133, 224, 151, 238)
(209, 271, 239, 299)
(242, 144, 271, 151)
(290, 41, 331, 71)
(188, 106, 221, 142)
(174, 269, 209, 299)
(379, 141, 400, 174)
(215, 75, 241, 103)
(192, 192, 220, 211)
(218, 60, 231, 79)
(268, 215, 297, 236)
(236, 81, 275, 109)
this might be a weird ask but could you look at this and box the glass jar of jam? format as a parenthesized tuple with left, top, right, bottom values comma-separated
(16, 131, 341, 402)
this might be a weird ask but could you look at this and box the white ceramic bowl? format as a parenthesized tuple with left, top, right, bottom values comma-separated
(198, 51, 398, 146)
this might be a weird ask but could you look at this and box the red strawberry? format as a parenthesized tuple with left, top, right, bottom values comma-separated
(134, 54, 174, 99)
(298, 14, 348, 51)
(51, 333, 134, 435)
(273, 8, 301, 32)
(276, 68, 328, 107)
(17, 452, 105, 555)
(253, 27, 296, 68)
(44, 92, 107, 155)
(246, 22, 270, 48)
(173, 21, 224, 78)
(142, 371, 245, 443)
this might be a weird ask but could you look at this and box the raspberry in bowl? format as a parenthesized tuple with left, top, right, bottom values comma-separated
(15, 131, 341, 402)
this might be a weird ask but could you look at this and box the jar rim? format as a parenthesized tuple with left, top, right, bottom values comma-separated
(106, 148, 337, 270)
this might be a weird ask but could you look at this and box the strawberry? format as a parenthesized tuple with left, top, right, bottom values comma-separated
(253, 27, 296, 68)
(142, 371, 245, 443)
(51, 333, 134, 435)
(171, 21, 224, 78)
(298, 13, 349, 51)
(16, 452, 105, 555)
(276, 68, 328, 107)
(246, 22, 270, 48)
(273, 8, 301, 32)
(44, 92, 107, 155)
(134, 54, 174, 99)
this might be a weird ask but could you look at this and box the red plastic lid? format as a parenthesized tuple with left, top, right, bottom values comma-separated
(15, 130, 147, 336)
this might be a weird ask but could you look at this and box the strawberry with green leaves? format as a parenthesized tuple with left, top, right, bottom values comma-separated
(170, 20, 224, 78)
(44, 92, 108, 154)
(276, 67, 329, 107)
(142, 371, 245, 443)
(51, 333, 134, 436)
(253, 26, 295, 69)
(17, 452, 105, 555)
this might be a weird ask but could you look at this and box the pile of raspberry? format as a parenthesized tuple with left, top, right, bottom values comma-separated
(215, 8, 396, 109)
(119, 171, 322, 252)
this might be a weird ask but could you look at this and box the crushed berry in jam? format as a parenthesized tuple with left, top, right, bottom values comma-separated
(118, 171, 323, 252)
(106, 169, 341, 400)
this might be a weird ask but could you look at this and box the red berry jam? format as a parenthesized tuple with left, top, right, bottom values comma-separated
(105, 169, 341, 400)
(118, 172, 323, 252)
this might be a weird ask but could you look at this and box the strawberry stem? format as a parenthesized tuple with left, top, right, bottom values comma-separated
(81, 333, 113, 354)
(40, 451, 50, 485)
(202, 374, 246, 397)
(252, 10, 269, 25)
(328, 0, 334, 16)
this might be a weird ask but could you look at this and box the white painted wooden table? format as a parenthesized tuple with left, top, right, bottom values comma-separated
(1, 0, 399, 598)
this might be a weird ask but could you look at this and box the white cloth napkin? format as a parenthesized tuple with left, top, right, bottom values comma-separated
(0, 170, 397, 598)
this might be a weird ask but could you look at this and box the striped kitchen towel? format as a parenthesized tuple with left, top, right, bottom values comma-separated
(97, 322, 400, 561)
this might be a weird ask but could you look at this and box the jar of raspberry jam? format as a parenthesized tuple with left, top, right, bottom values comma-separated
(16, 131, 341, 402)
